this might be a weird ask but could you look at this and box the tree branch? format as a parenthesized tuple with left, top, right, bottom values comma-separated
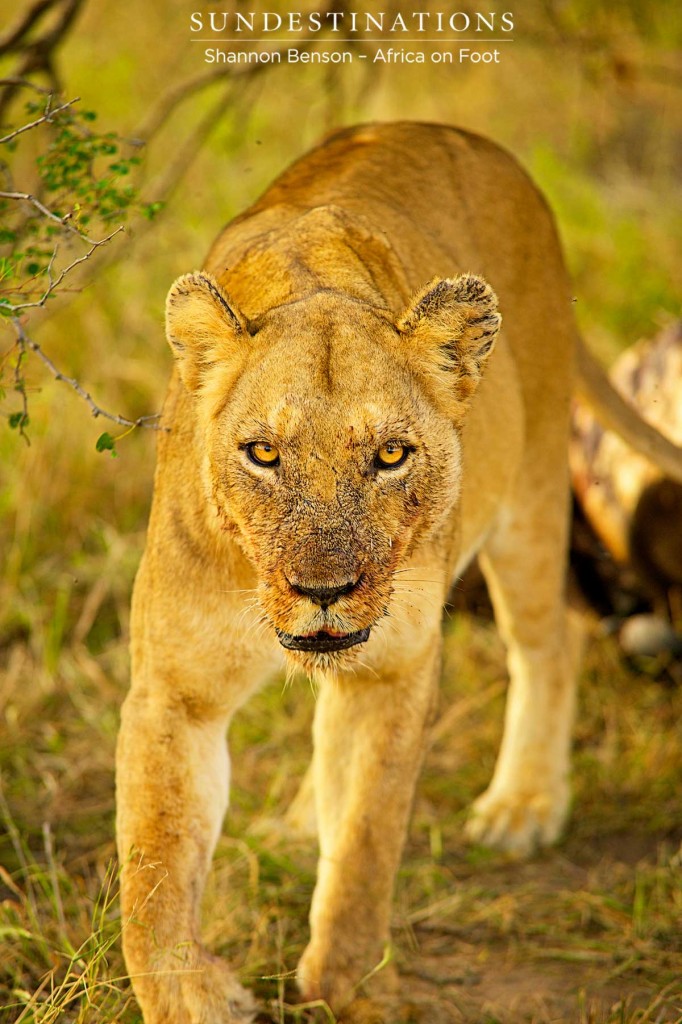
(0, 186, 105, 247)
(0, 0, 56, 55)
(11, 318, 164, 430)
(3, 226, 125, 314)
(0, 94, 78, 144)
(0, 0, 86, 121)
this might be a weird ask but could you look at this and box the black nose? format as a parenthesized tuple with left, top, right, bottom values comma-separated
(290, 578, 360, 609)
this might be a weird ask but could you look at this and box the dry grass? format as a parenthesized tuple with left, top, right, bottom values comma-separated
(2, 598, 681, 1022)
(1, 2, 681, 1021)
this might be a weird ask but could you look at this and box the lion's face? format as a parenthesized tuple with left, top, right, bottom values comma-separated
(165, 273, 500, 669)
(206, 294, 462, 666)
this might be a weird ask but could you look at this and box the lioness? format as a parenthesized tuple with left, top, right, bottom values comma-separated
(115, 122, 676, 1024)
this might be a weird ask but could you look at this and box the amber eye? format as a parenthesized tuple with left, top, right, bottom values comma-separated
(375, 442, 409, 470)
(246, 442, 280, 467)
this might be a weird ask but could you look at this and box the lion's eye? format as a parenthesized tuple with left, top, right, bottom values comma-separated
(247, 442, 280, 467)
(375, 443, 409, 470)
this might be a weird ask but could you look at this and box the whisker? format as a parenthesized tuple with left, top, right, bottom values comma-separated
(392, 580, 445, 599)
(391, 577, 444, 588)
(390, 593, 444, 616)
(390, 587, 444, 604)
(286, 662, 299, 689)
(234, 599, 261, 624)
(218, 587, 260, 595)
(381, 612, 413, 633)
(241, 615, 271, 644)
(352, 656, 380, 680)
(391, 585, 444, 598)
(235, 598, 261, 622)
(387, 569, 440, 585)
(233, 594, 260, 608)
(370, 620, 390, 650)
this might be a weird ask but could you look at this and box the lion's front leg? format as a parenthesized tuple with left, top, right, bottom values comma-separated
(116, 689, 254, 1024)
(296, 644, 440, 1015)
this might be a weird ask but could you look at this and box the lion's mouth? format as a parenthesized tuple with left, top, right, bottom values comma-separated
(276, 627, 371, 653)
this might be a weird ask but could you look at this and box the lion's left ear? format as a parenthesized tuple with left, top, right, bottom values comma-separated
(165, 272, 249, 393)
(396, 274, 501, 418)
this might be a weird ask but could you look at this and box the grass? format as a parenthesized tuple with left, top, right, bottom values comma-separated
(1, 2, 681, 1021)
(1, 602, 681, 1023)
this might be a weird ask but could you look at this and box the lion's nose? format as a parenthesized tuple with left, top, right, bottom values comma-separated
(289, 577, 360, 609)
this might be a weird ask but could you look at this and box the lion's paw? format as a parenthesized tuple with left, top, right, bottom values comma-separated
(141, 950, 256, 1024)
(296, 948, 356, 1012)
(297, 943, 397, 1017)
(465, 780, 570, 857)
(182, 954, 256, 1024)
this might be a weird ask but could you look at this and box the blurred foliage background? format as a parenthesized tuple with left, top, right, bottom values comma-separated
(0, 1, 681, 1021)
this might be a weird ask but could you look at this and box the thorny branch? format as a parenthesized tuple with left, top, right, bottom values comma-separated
(0, 77, 163, 439)
(4, 225, 125, 315)
(11, 318, 162, 431)
(3, 222, 164, 441)
(0, 184, 104, 245)
(0, 94, 78, 145)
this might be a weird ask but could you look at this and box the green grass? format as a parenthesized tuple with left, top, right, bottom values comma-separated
(528, 143, 682, 358)
(1, 604, 681, 1023)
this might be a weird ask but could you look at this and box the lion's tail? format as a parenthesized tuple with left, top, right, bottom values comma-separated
(575, 335, 682, 483)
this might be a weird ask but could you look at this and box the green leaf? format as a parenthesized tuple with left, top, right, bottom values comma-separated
(142, 201, 164, 221)
(9, 412, 29, 430)
(0, 259, 15, 282)
(95, 431, 118, 456)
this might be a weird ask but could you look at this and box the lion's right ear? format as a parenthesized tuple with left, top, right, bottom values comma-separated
(396, 274, 501, 421)
(165, 272, 248, 393)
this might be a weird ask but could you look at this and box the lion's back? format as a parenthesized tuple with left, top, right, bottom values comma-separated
(206, 122, 574, 409)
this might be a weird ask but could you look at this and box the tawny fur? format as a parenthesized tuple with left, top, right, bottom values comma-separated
(117, 122, 584, 1024)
